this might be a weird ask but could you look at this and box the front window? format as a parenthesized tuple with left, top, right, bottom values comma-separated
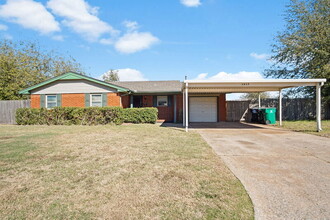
(46, 95, 57, 108)
(91, 94, 102, 107)
(157, 96, 168, 106)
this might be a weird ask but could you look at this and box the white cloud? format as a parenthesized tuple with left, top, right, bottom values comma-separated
(100, 68, 147, 81)
(99, 38, 114, 45)
(51, 35, 64, 41)
(78, 44, 90, 51)
(114, 21, 159, 54)
(180, 0, 201, 7)
(250, 52, 270, 60)
(115, 31, 159, 54)
(195, 73, 208, 80)
(0, 24, 8, 31)
(123, 20, 139, 31)
(117, 68, 148, 81)
(194, 71, 265, 100)
(0, 0, 60, 34)
(47, 0, 117, 42)
(194, 71, 264, 81)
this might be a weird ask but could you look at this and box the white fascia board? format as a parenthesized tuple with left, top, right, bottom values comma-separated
(184, 79, 326, 84)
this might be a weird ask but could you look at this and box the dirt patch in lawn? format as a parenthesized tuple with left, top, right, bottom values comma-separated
(0, 125, 253, 219)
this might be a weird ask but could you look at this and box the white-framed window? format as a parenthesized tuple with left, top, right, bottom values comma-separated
(157, 96, 168, 106)
(46, 95, 57, 108)
(90, 94, 102, 107)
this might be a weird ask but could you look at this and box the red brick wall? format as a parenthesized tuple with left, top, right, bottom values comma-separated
(157, 106, 174, 122)
(142, 95, 153, 107)
(62, 94, 85, 107)
(127, 95, 174, 122)
(176, 94, 183, 122)
(121, 95, 130, 108)
(31, 94, 40, 108)
(31, 93, 124, 108)
(107, 93, 121, 106)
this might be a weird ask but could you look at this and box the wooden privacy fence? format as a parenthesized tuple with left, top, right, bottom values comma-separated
(227, 98, 330, 122)
(0, 100, 30, 124)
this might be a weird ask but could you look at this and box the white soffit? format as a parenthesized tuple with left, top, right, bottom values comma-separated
(183, 79, 326, 93)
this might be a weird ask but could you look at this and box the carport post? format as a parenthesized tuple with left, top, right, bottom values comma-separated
(279, 89, 282, 126)
(185, 83, 189, 132)
(258, 93, 261, 108)
(183, 91, 185, 127)
(316, 83, 322, 132)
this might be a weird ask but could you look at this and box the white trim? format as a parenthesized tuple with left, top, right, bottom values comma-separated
(185, 83, 188, 132)
(316, 83, 322, 132)
(46, 94, 57, 109)
(90, 94, 102, 107)
(184, 79, 326, 83)
(182, 79, 327, 93)
(279, 89, 282, 126)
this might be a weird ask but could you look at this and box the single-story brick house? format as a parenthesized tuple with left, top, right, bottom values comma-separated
(19, 71, 326, 130)
(19, 72, 227, 123)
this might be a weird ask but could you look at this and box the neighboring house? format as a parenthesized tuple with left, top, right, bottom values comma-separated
(19, 72, 227, 122)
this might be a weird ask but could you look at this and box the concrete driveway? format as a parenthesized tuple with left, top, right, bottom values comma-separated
(195, 123, 330, 220)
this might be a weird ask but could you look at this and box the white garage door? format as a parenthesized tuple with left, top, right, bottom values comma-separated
(189, 97, 217, 122)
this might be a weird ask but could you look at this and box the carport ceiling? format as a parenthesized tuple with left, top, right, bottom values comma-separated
(183, 79, 326, 93)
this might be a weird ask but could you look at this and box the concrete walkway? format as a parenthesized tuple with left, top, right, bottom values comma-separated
(196, 123, 330, 220)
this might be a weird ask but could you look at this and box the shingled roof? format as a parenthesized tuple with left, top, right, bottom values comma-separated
(111, 81, 183, 93)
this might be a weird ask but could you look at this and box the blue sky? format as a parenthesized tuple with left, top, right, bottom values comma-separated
(0, 0, 288, 84)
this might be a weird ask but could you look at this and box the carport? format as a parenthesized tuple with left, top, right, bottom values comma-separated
(182, 79, 327, 132)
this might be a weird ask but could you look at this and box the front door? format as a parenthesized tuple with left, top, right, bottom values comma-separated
(133, 96, 142, 108)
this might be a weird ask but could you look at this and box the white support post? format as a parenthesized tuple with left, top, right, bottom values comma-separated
(183, 91, 185, 127)
(279, 89, 282, 126)
(316, 83, 322, 132)
(258, 93, 261, 108)
(185, 83, 189, 132)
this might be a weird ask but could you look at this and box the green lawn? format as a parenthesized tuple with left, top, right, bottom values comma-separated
(0, 124, 253, 219)
(275, 120, 330, 138)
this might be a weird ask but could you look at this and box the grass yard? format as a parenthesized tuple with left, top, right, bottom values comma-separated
(275, 120, 330, 138)
(0, 124, 253, 219)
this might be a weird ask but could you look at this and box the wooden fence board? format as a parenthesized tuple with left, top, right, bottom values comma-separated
(227, 98, 330, 122)
(0, 100, 30, 124)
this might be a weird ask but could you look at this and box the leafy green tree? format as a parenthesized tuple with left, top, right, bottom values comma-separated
(102, 69, 119, 82)
(0, 40, 85, 100)
(265, 0, 330, 100)
(240, 92, 271, 100)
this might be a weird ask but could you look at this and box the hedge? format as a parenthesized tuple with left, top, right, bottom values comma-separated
(16, 107, 158, 125)
(122, 108, 158, 124)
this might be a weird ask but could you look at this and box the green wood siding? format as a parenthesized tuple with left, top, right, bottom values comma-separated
(56, 94, 62, 107)
(85, 93, 90, 107)
(102, 93, 107, 107)
(40, 95, 45, 108)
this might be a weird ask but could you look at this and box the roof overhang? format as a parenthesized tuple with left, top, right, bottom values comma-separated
(183, 79, 327, 93)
